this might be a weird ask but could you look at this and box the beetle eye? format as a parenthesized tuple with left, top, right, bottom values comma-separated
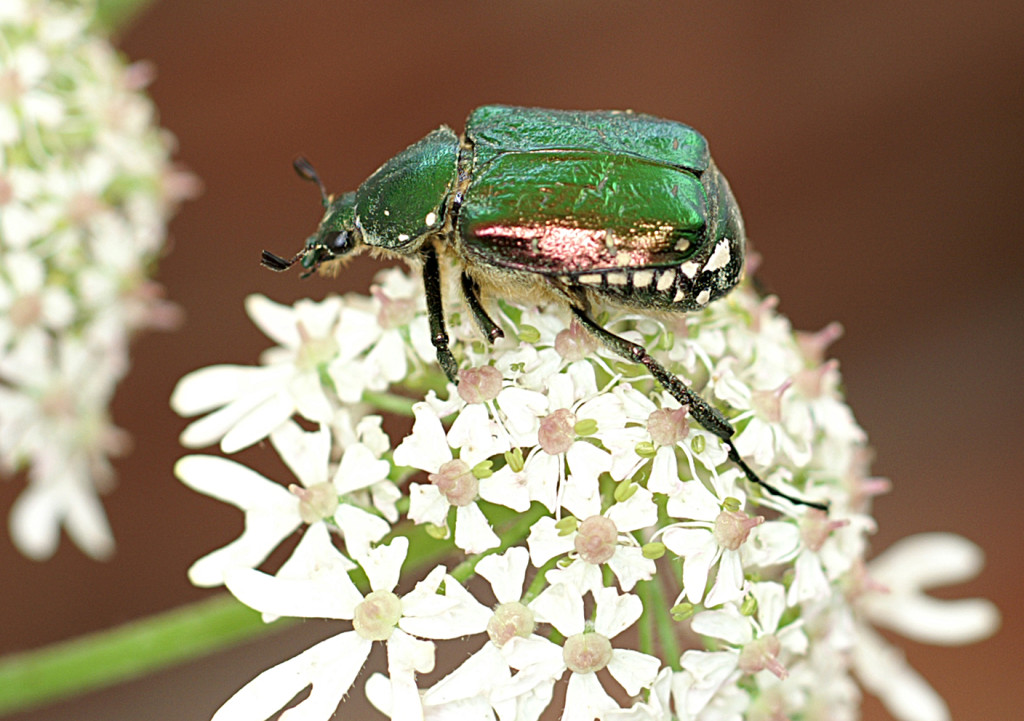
(323, 230, 352, 256)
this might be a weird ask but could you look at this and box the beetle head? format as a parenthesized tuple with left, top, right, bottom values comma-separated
(261, 158, 362, 276)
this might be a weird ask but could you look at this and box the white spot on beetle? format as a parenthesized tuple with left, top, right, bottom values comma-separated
(696, 289, 711, 306)
(680, 261, 700, 279)
(633, 270, 654, 287)
(703, 239, 731, 273)
(674, 237, 690, 252)
(578, 274, 602, 285)
(607, 272, 628, 285)
(615, 250, 632, 266)
(656, 270, 675, 291)
(425, 211, 437, 226)
(673, 288, 686, 303)
(397, 234, 410, 242)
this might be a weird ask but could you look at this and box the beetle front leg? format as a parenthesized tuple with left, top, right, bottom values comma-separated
(461, 272, 505, 343)
(420, 245, 459, 382)
(569, 306, 828, 511)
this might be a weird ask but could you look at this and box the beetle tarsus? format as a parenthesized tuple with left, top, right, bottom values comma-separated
(727, 445, 829, 511)
(461, 272, 505, 343)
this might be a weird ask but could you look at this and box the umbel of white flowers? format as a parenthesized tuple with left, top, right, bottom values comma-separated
(0, 0, 196, 559)
(173, 267, 998, 721)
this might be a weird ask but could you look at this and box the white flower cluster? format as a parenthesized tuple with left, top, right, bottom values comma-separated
(173, 267, 998, 721)
(0, 0, 195, 559)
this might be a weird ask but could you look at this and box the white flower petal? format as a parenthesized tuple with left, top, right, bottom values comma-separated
(500, 635, 564, 678)
(543, 559, 605, 598)
(607, 546, 656, 592)
(8, 484, 62, 560)
(221, 391, 296, 453)
(386, 630, 434, 721)
(245, 294, 304, 347)
(478, 465, 532, 512)
(186, 509, 301, 587)
(454, 503, 500, 554)
(852, 624, 950, 721)
(607, 648, 662, 696)
(333, 442, 392, 493)
(226, 559, 360, 620)
(750, 581, 787, 632)
(174, 455, 296, 510)
(212, 631, 370, 721)
(476, 547, 530, 603)
(690, 608, 753, 646)
(170, 364, 277, 415)
(533, 584, 585, 639)
(788, 547, 831, 605)
(526, 516, 575, 567)
(332, 505, 391, 559)
(393, 403, 452, 472)
(366, 329, 409, 382)
(593, 587, 642, 639)
(358, 536, 409, 592)
(270, 421, 331, 488)
(564, 671, 617, 721)
(422, 643, 512, 706)
(605, 486, 658, 531)
(703, 549, 745, 608)
(870, 532, 986, 591)
(865, 592, 1000, 646)
(288, 371, 334, 423)
(679, 650, 739, 716)
(408, 483, 450, 526)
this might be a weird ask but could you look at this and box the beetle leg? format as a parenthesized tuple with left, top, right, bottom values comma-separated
(569, 306, 828, 511)
(461, 272, 505, 343)
(420, 245, 459, 382)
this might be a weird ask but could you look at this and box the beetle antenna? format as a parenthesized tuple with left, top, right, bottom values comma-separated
(293, 156, 329, 208)
(261, 249, 302, 272)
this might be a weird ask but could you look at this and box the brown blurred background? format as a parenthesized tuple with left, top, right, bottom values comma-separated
(2, 2, 1021, 719)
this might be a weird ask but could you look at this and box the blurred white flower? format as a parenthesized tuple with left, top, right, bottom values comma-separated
(0, 0, 196, 558)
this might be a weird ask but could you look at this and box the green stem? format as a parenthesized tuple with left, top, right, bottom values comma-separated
(637, 578, 656, 658)
(651, 568, 683, 670)
(361, 390, 418, 416)
(0, 594, 290, 715)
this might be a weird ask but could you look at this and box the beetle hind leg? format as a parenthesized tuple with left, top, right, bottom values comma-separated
(461, 272, 505, 343)
(569, 306, 827, 511)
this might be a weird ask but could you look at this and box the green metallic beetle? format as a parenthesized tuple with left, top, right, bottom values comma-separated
(263, 105, 825, 510)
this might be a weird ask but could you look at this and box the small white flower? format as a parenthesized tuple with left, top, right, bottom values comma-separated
(176, 420, 392, 586)
(219, 534, 490, 721)
(684, 582, 807, 711)
(387, 548, 549, 721)
(171, 295, 343, 453)
(526, 487, 657, 591)
(661, 470, 759, 607)
(503, 584, 661, 721)
(394, 402, 501, 553)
